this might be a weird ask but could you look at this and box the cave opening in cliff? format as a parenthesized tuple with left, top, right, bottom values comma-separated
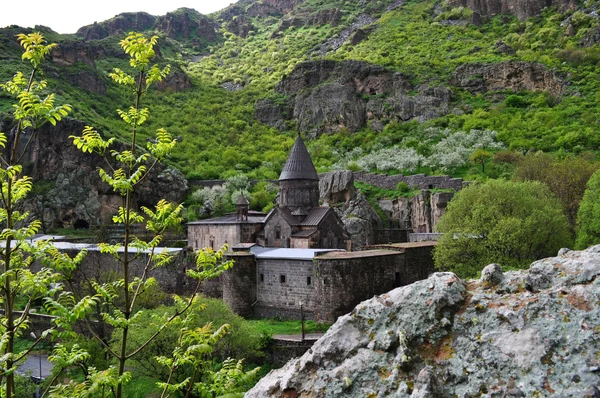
(74, 219, 90, 230)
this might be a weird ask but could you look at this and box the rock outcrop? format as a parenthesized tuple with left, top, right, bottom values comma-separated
(226, 15, 254, 38)
(76, 12, 156, 40)
(0, 118, 187, 230)
(155, 9, 218, 42)
(451, 61, 566, 97)
(76, 8, 218, 45)
(247, 0, 304, 17)
(450, 0, 574, 21)
(378, 190, 455, 233)
(255, 60, 451, 135)
(320, 171, 381, 248)
(248, 246, 600, 397)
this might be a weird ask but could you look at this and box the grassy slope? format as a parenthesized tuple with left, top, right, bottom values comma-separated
(1, 0, 600, 180)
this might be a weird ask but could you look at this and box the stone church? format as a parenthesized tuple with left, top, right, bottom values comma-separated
(188, 133, 350, 251)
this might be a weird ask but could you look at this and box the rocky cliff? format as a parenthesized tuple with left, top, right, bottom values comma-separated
(256, 58, 564, 135)
(451, 0, 575, 21)
(76, 8, 219, 47)
(319, 171, 382, 248)
(378, 190, 455, 233)
(247, 246, 600, 397)
(451, 61, 566, 98)
(0, 118, 187, 230)
(256, 60, 452, 135)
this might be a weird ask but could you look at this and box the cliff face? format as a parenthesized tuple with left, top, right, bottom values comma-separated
(451, 0, 575, 21)
(248, 246, 600, 397)
(451, 61, 566, 98)
(0, 118, 187, 230)
(76, 12, 156, 40)
(255, 60, 451, 135)
(256, 58, 564, 135)
(76, 9, 218, 45)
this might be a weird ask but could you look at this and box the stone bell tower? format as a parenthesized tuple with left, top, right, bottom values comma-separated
(278, 133, 320, 212)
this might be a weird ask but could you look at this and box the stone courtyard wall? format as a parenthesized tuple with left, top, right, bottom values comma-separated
(353, 171, 465, 191)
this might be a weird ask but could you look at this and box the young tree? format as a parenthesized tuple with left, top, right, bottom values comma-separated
(434, 179, 572, 278)
(469, 148, 492, 173)
(575, 169, 600, 249)
(0, 32, 77, 398)
(514, 152, 599, 229)
(63, 33, 233, 397)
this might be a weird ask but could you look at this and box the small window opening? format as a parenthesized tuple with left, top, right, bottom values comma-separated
(275, 225, 281, 240)
(260, 273, 264, 282)
(307, 276, 312, 286)
(395, 272, 401, 287)
(280, 275, 286, 283)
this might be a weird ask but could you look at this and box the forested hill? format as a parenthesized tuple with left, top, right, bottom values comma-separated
(1, 0, 600, 180)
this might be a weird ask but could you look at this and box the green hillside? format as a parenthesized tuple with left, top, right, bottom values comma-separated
(1, 0, 600, 180)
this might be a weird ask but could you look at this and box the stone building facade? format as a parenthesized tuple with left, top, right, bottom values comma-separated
(221, 242, 436, 322)
(188, 133, 350, 251)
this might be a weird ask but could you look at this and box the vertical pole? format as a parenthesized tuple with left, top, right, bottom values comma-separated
(37, 354, 41, 398)
(300, 302, 305, 342)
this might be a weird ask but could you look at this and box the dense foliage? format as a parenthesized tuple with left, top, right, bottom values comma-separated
(2, 0, 600, 181)
(576, 169, 600, 249)
(433, 179, 572, 278)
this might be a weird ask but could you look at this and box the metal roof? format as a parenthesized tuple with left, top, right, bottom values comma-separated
(3, 241, 182, 254)
(250, 246, 343, 260)
(279, 134, 319, 181)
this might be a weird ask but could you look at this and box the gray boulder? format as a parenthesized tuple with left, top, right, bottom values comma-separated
(247, 246, 600, 397)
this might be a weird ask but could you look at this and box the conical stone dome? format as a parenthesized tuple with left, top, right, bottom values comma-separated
(279, 134, 319, 181)
(278, 134, 320, 210)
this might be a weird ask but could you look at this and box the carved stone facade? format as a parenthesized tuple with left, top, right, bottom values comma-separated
(188, 134, 350, 251)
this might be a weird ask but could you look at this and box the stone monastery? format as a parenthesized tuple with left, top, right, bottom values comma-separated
(188, 133, 350, 251)
(188, 134, 435, 321)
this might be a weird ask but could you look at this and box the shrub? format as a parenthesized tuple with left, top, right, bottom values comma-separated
(434, 179, 572, 278)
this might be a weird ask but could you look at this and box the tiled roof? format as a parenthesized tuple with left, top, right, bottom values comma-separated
(188, 212, 265, 225)
(301, 207, 330, 226)
(278, 207, 300, 226)
(279, 134, 319, 181)
(291, 229, 317, 238)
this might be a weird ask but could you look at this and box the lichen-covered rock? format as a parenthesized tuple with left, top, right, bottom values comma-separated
(451, 61, 565, 97)
(247, 246, 600, 397)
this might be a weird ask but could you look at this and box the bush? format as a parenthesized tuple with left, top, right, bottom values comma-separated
(114, 295, 264, 380)
(576, 170, 600, 249)
(434, 179, 572, 278)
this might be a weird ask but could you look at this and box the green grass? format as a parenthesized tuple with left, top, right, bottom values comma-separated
(247, 319, 331, 336)
(123, 375, 162, 398)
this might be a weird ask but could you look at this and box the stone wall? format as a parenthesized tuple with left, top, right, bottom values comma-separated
(374, 228, 409, 244)
(354, 171, 465, 191)
(255, 259, 316, 319)
(188, 224, 239, 251)
(263, 210, 294, 248)
(188, 222, 263, 251)
(265, 337, 319, 367)
(223, 253, 257, 317)
(63, 247, 197, 296)
(313, 251, 403, 322)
